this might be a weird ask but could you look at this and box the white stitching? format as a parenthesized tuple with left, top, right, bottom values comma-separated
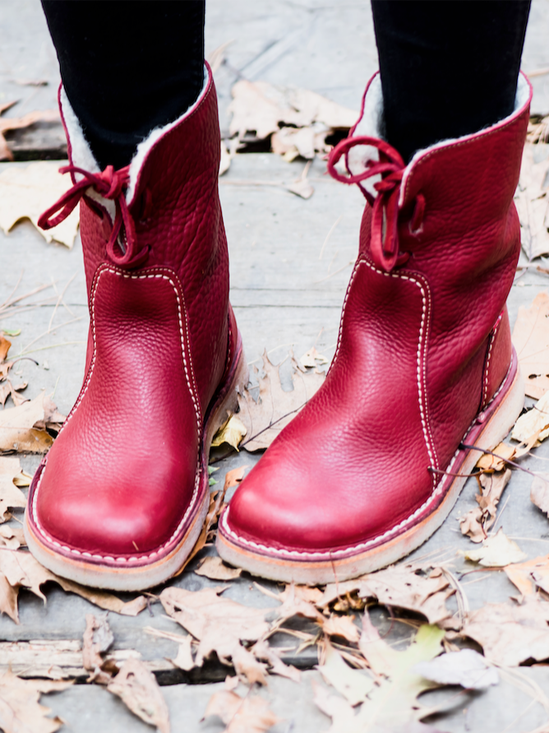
(221, 355, 516, 560)
(482, 314, 502, 407)
(31, 264, 205, 563)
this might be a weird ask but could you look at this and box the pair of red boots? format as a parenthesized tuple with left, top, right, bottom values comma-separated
(24, 66, 532, 590)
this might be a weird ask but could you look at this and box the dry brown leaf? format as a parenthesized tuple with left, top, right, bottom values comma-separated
(0, 525, 26, 550)
(319, 638, 373, 706)
(531, 473, 549, 516)
(251, 640, 300, 683)
(459, 469, 512, 543)
(82, 614, 114, 683)
(0, 392, 57, 453)
(0, 107, 60, 161)
(505, 554, 549, 596)
(195, 555, 242, 581)
(231, 643, 268, 686)
(462, 529, 527, 567)
(0, 380, 28, 408)
(276, 583, 323, 622)
(238, 351, 325, 451)
(322, 614, 360, 644)
(107, 659, 170, 733)
(0, 456, 27, 522)
(476, 442, 516, 472)
(0, 335, 11, 363)
(203, 689, 279, 733)
(0, 671, 72, 733)
(319, 565, 453, 625)
(512, 389, 549, 445)
(0, 162, 78, 247)
(160, 586, 275, 665)
(512, 291, 549, 399)
(0, 573, 19, 623)
(462, 598, 549, 666)
(358, 609, 396, 677)
(514, 143, 549, 260)
(172, 635, 195, 671)
(211, 414, 247, 450)
(0, 549, 147, 623)
(228, 80, 356, 143)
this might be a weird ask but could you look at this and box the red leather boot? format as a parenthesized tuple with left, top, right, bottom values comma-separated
(217, 72, 532, 584)
(25, 66, 246, 590)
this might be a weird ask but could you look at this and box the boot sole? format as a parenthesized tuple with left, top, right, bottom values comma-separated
(217, 356, 524, 584)
(24, 335, 249, 592)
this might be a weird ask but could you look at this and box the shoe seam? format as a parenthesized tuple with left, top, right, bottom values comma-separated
(31, 265, 204, 563)
(482, 314, 502, 408)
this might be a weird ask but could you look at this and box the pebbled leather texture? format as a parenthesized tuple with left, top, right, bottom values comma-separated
(28, 66, 236, 564)
(221, 72, 531, 558)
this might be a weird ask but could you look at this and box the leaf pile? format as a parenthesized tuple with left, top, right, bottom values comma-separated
(228, 80, 357, 162)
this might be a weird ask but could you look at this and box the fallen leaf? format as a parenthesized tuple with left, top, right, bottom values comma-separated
(505, 554, 549, 596)
(195, 555, 242, 580)
(251, 640, 300, 683)
(237, 351, 325, 451)
(0, 335, 10, 363)
(0, 574, 19, 623)
(358, 609, 398, 677)
(0, 162, 78, 247)
(0, 380, 28, 408)
(312, 680, 358, 733)
(0, 392, 56, 453)
(531, 473, 549, 516)
(476, 442, 516, 472)
(82, 614, 114, 683)
(286, 175, 314, 200)
(231, 643, 268, 686)
(0, 456, 27, 522)
(0, 549, 147, 623)
(459, 469, 512, 543)
(203, 689, 279, 733)
(322, 614, 360, 644)
(211, 414, 247, 451)
(319, 565, 453, 625)
(107, 659, 170, 733)
(0, 671, 71, 733)
(462, 598, 549, 666)
(300, 346, 329, 369)
(319, 638, 374, 706)
(511, 389, 549, 444)
(462, 529, 527, 567)
(172, 634, 195, 671)
(160, 586, 274, 665)
(276, 583, 323, 622)
(0, 525, 26, 550)
(514, 143, 549, 260)
(513, 291, 549, 398)
(413, 649, 498, 689)
(354, 625, 444, 729)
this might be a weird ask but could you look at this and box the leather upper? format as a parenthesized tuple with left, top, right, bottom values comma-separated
(28, 66, 234, 561)
(222, 72, 531, 557)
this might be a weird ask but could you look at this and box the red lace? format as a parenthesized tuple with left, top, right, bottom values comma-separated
(328, 136, 410, 272)
(38, 165, 148, 268)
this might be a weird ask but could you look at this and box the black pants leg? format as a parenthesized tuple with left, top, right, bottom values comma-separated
(41, 0, 205, 170)
(371, 0, 531, 163)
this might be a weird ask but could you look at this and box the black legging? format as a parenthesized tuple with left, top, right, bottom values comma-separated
(41, 0, 531, 169)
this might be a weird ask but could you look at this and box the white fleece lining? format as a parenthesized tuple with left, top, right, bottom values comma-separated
(59, 66, 209, 209)
(126, 67, 208, 204)
(346, 72, 531, 204)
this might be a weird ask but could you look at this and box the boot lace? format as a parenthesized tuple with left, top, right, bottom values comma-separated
(38, 165, 149, 269)
(328, 136, 424, 273)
